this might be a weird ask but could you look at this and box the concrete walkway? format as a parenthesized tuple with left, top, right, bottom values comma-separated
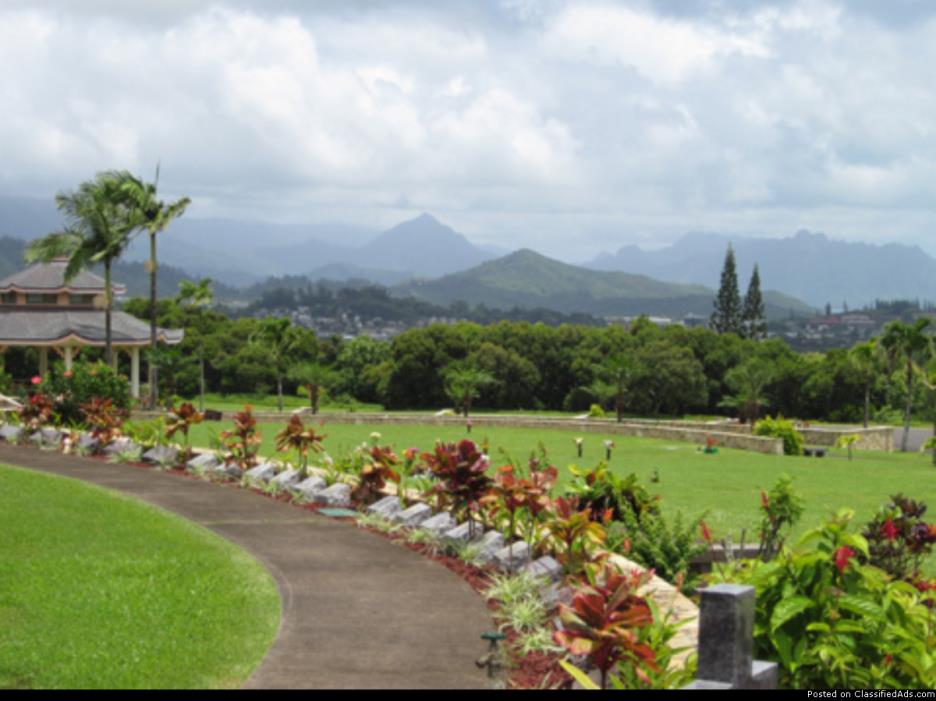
(0, 445, 495, 689)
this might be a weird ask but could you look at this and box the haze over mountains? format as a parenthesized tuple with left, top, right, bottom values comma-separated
(2, 192, 935, 315)
(589, 231, 936, 308)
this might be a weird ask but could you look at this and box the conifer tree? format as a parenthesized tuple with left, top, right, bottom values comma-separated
(742, 264, 767, 340)
(710, 244, 742, 334)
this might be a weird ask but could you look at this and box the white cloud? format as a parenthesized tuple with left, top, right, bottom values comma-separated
(2, 1, 936, 257)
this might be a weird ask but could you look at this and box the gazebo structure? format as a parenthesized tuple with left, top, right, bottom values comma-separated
(0, 259, 183, 399)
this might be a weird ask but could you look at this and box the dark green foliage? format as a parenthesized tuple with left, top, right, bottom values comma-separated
(754, 416, 805, 456)
(710, 244, 742, 335)
(742, 264, 767, 341)
(40, 361, 130, 425)
(566, 465, 706, 587)
(757, 475, 805, 560)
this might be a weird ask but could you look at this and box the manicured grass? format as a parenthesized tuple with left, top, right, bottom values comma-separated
(0, 466, 280, 690)
(190, 419, 936, 568)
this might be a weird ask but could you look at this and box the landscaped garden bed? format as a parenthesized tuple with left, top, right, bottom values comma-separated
(2, 389, 935, 690)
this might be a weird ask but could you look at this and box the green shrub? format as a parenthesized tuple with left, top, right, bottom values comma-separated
(566, 465, 706, 588)
(588, 403, 607, 418)
(40, 361, 131, 425)
(754, 416, 804, 456)
(709, 510, 936, 689)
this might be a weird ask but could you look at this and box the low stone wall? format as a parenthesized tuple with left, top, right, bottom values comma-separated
(796, 426, 893, 452)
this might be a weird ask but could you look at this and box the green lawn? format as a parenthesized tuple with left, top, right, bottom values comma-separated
(190, 420, 936, 564)
(0, 466, 280, 690)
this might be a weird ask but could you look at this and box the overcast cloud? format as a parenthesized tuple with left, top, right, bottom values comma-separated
(1, 0, 935, 258)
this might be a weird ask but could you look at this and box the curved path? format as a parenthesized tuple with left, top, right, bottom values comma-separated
(0, 445, 494, 689)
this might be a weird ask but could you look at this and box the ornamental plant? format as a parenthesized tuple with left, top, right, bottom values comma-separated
(708, 509, 936, 689)
(554, 563, 657, 689)
(221, 405, 262, 469)
(165, 402, 204, 458)
(544, 496, 607, 577)
(757, 475, 805, 561)
(80, 397, 128, 449)
(861, 494, 936, 582)
(19, 392, 55, 431)
(353, 445, 400, 505)
(39, 361, 130, 425)
(420, 440, 492, 535)
(482, 458, 557, 552)
(274, 415, 325, 478)
(566, 464, 659, 523)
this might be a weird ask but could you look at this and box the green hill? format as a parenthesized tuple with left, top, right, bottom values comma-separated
(397, 249, 815, 320)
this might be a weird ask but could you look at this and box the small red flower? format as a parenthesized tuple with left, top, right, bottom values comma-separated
(884, 654, 893, 666)
(31, 376, 42, 385)
(700, 520, 713, 543)
(760, 491, 770, 509)
(63, 370, 73, 379)
(880, 519, 899, 541)
(834, 546, 855, 574)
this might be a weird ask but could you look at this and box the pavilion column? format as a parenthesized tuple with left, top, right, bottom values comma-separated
(64, 346, 74, 372)
(39, 347, 49, 378)
(130, 347, 140, 400)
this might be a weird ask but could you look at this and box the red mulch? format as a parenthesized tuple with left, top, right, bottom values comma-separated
(32, 441, 570, 688)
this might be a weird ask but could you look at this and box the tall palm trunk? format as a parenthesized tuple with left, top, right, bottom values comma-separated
(277, 375, 284, 413)
(149, 232, 158, 408)
(902, 361, 913, 452)
(104, 259, 113, 365)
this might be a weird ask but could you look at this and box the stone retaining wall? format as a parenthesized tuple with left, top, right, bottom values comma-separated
(796, 426, 893, 452)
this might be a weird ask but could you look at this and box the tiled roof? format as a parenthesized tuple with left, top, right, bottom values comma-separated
(0, 309, 183, 346)
(0, 259, 125, 294)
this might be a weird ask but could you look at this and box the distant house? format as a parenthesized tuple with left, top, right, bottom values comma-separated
(0, 259, 183, 398)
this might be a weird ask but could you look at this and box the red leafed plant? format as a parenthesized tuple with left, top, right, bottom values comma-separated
(165, 402, 204, 457)
(20, 392, 55, 431)
(80, 397, 127, 449)
(222, 405, 263, 469)
(274, 415, 325, 478)
(482, 458, 559, 548)
(353, 445, 401, 505)
(545, 496, 608, 578)
(420, 439, 492, 536)
(554, 563, 658, 690)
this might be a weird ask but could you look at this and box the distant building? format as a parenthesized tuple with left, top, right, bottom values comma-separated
(0, 259, 183, 398)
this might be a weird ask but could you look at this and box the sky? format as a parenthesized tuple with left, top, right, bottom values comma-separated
(1, 0, 935, 259)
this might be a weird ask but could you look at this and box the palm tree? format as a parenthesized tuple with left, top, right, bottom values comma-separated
(176, 278, 214, 412)
(121, 171, 191, 408)
(443, 365, 494, 418)
(879, 318, 933, 451)
(288, 362, 339, 414)
(719, 358, 773, 424)
(26, 172, 139, 365)
(848, 339, 882, 428)
(250, 318, 304, 412)
(591, 353, 637, 423)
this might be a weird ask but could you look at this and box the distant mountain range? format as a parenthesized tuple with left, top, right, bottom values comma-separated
(398, 249, 814, 320)
(588, 230, 936, 308)
(0, 196, 496, 287)
(5, 191, 931, 316)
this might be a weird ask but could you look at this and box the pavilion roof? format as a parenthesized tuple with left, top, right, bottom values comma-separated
(0, 309, 183, 347)
(0, 259, 126, 294)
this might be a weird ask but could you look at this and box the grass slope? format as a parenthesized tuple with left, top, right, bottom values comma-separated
(0, 466, 279, 690)
(190, 421, 935, 570)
